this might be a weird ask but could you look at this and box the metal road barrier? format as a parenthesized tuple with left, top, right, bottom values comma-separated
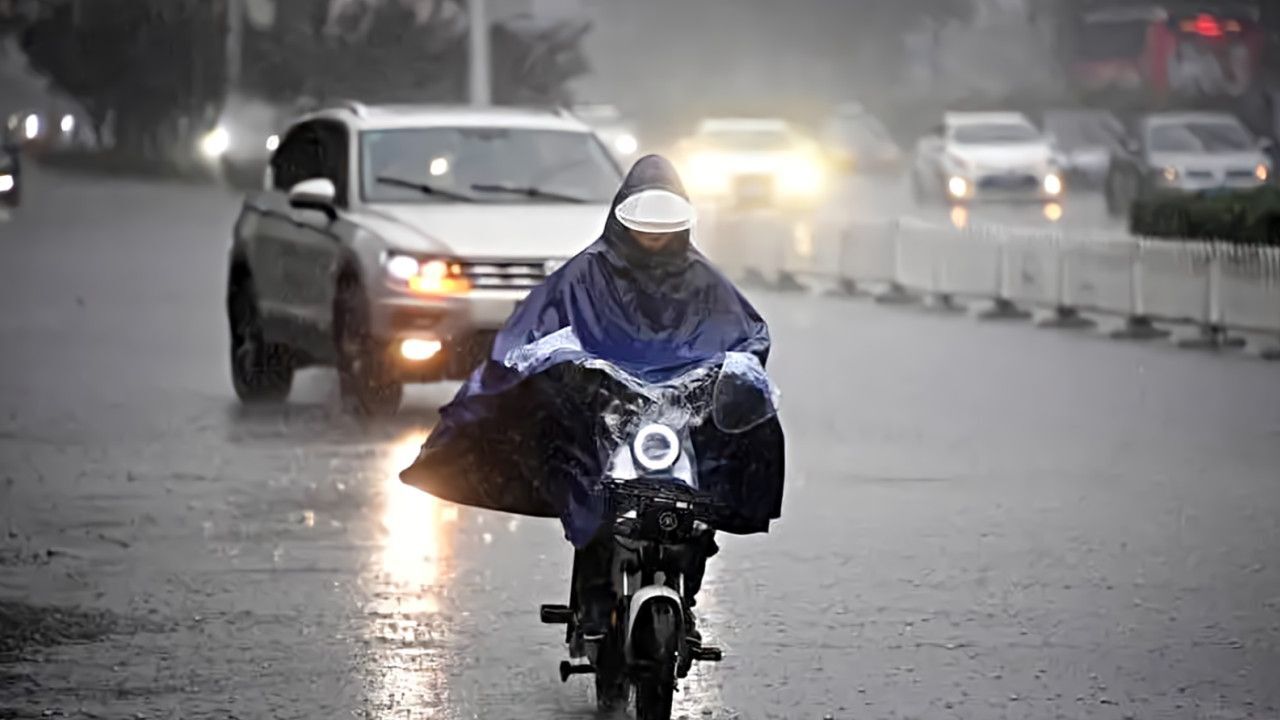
(734, 212, 1280, 358)
(1216, 245, 1280, 338)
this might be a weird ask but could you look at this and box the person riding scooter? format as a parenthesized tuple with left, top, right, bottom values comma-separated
(400, 154, 785, 646)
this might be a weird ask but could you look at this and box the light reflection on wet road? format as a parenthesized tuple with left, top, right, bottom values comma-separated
(365, 431, 453, 718)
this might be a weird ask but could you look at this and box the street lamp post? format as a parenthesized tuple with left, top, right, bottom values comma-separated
(468, 0, 491, 106)
(225, 0, 243, 95)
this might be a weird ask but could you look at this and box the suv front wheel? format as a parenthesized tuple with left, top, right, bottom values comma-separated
(335, 279, 403, 416)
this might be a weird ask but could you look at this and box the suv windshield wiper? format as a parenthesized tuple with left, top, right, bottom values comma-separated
(375, 175, 477, 202)
(470, 183, 590, 203)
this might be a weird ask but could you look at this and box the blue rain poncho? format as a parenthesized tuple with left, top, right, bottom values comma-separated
(400, 155, 784, 547)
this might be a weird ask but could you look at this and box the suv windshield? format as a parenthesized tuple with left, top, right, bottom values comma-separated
(1148, 120, 1254, 153)
(361, 127, 621, 203)
(951, 123, 1041, 144)
(700, 129, 795, 151)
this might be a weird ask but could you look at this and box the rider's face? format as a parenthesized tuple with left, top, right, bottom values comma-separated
(630, 229, 679, 252)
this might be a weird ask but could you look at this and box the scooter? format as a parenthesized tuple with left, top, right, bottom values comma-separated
(540, 422, 724, 720)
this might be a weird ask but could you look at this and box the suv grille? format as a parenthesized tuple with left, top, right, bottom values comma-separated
(458, 260, 551, 289)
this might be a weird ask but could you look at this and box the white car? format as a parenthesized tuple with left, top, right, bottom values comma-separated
(225, 102, 620, 414)
(912, 112, 1065, 204)
(673, 118, 827, 208)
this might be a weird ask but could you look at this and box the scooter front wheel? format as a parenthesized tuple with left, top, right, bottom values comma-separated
(593, 632, 629, 711)
(635, 679, 675, 720)
(632, 603, 679, 720)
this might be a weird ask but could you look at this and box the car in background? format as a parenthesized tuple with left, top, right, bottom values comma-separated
(0, 143, 19, 208)
(198, 93, 299, 190)
(226, 102, 619, 414)
(1104, 111, 1273, 217)
(912, 111, 1065, 205)
(821, 103, 903, 174)
(570, 103, 641, 164)
(6, 106, 87, 154)
(674, 117, 827, 208)
(1043, 108, 1124, 189)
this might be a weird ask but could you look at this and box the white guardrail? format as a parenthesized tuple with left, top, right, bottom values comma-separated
(741, 215, 1280, 358)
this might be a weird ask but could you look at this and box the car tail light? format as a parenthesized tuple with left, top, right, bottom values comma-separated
(1179, 14, 1238, 37)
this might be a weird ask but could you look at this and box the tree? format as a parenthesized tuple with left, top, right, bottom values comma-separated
(19, 0, 592, 160)
(242, 0, 590, 106)
(21, 0, 225, 154)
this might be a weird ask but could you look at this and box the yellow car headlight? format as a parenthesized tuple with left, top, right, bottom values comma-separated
(777, 155, 825, 197)
(684, 152, 729, 195)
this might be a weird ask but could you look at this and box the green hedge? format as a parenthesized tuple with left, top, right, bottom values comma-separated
(1130, 186, 1280, 246)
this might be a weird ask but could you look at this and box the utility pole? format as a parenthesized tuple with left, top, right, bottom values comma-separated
(225, 0, 243, 96)
(468, 0, 491, 106)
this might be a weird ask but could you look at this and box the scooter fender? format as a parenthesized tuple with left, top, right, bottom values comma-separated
(624, 585, 684, 663)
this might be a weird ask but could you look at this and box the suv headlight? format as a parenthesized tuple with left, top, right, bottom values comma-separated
(384, 254, 471, 295)
(632, 423, 680, 472)
(1161, 166, 1180, 183)
(1256, 164, 1269, 182)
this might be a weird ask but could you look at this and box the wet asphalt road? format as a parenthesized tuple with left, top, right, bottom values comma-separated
(1, 168, 1278, 720)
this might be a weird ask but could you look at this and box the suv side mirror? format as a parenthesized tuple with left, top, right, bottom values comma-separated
(289, 177, 337, 220)
(1123, 137, 1141, 155)
(1259, 137, 1275, 151)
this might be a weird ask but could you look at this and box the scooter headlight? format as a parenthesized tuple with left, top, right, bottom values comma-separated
(632, 423, 680, 472)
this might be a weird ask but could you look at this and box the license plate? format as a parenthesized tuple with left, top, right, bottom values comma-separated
(983, 174, 1034, 190)
(734, 175, 773, 202)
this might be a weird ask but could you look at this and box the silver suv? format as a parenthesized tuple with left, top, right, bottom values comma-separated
(225, 102, 620, 414)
